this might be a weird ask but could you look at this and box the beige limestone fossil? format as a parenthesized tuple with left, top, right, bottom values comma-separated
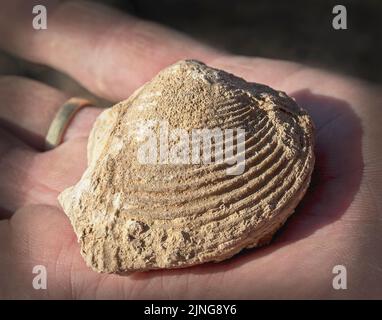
(58, 60, 315, 273)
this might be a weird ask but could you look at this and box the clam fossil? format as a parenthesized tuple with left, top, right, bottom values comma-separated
(58, 60, 315, 273)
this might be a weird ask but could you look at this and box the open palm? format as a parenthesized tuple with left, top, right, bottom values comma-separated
(0, 1, 381, 299)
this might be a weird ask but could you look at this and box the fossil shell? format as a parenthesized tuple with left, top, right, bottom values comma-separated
(58, 60, 315, 273)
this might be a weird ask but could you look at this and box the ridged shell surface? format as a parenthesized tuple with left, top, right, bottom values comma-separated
(58, 60, 315, 272)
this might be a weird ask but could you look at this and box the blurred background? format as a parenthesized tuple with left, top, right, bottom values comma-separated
(0, 0, 380, 106)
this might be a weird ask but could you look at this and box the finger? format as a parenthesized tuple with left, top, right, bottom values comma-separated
(0, 76, 102, 150)
(0, 126, 34, 218)
(0, 135, 90, 217)
(0, 0, 220, 102)
(0, 76, 102, 215)
(0, 75, 67, 149)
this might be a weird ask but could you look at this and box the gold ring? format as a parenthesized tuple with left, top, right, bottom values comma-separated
(45, 97, 93, 150)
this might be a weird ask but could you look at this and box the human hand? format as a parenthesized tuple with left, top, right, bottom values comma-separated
(0, 1, 381, 299)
